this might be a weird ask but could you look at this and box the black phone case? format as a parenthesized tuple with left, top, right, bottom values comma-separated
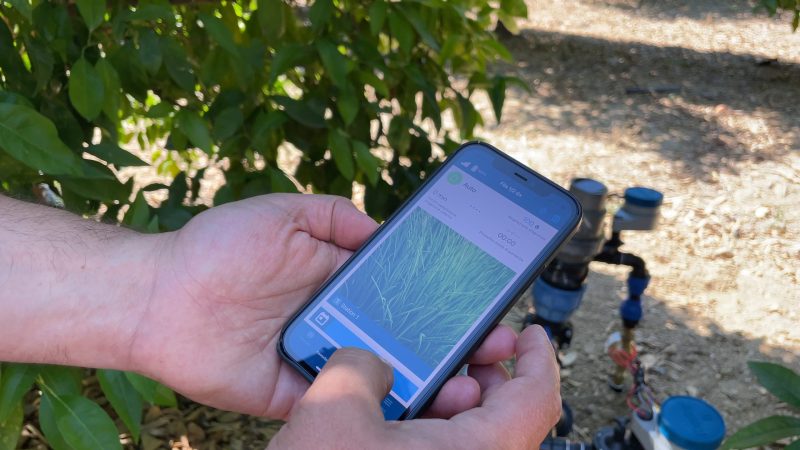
(277, 141, 582, 420)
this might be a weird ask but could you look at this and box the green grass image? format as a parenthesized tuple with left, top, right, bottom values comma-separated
(337, 207, 515, 367)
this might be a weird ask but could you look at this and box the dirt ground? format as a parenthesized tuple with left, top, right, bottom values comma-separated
(490, 0, 800, 442)
(15, 1, 799, 448)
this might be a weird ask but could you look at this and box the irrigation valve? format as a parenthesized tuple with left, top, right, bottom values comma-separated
(524, 179, 663, 388)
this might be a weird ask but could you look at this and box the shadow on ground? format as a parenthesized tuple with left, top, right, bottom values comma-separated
(504, 267, 799, 442)
(493, 29, 799, 181)
(602, 0, 768, 21)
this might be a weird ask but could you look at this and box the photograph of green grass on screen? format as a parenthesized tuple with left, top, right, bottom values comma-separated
(336, 207, 515, 368)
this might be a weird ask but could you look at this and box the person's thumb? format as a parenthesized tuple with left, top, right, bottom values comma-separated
(293, 347, 394, 422)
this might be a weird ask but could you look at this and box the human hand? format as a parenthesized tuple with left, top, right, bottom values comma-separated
(130, 194, 519, 419)
(267, 325, 561, 449)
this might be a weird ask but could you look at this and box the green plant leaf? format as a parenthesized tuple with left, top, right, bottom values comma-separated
(787, 438, 800, 450)
(357, 71, 389, 97)
(439, 35, 459, 63)
(456, 92, 478, 138)
(31, 3, 73, 62)
(0, 20, 31, 95)
(0, 91, 33, 108)
(761, 0, 778, 14)
(0, 363, 38, 423)
(387, 115, 411, 154)
(146, 102, 174, 119)
(213, 107, 244, 141)
(69, 57, 105, 120)
(39, 393, 70, 450)
(124, 373, 177, 407)
(126, 4, 175, 23)
(199, 12, 239, 56)
(162, 39, 195, 91)
(97, 369, 143, 442)
(723, 415, 800, 449)
(482, 38, 513, 61)
(39, 366, 83, 396)
(24, 36, 54, 93)
(309, 0, 333, 33)
(316, 39, 351, 89)
(138, 29, 163, 75)
(75, 0, 106, 30)
(86, 142, 148, 167)
(489, 76, 506, 122)
(60, 176, 132, 203)
(257, 0, 286, 42)
(176, 110, 213, 154)
(108, 43, 149, 99)
(269, 167, 298, 193)
(242, 175, 271, 198)
(272, 96, 326, 128)
(353, 140, 379, 186)
(388, 13, 414, 54)
(496, 11, 520, 34)
(748, 361, 800, 409)
(329, 129, 354, 180)
(47, 392, 123, 450)
(269, 43, 312, 84)
(337, 83, 359, 126)
(397, 7, 439, 51)
(95, 57, 121, 120)
(251, 110, 287, 154)
(0, 400, 22, 450)
(125, 191, 151, 229)
(0, 103, 82, 175)
(7, 0, 32, 21)
(368, 1, 387, 35)
(500, 0, 527, 17)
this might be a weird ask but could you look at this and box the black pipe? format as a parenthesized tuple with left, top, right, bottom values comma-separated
(593, 232, 649, 279)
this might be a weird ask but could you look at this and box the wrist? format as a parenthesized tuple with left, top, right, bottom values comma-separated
(0, 210, 168, 371)
(78, 231, 170, 372)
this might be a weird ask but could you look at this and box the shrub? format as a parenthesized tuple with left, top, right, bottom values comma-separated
(0, 0, 526, 447)
(722, 361, 800, 449)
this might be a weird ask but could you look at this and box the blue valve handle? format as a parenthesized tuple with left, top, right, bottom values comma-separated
(620, 275, 650, 326)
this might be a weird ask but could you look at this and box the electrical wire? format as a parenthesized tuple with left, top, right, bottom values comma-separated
(608, 343, 657, 419)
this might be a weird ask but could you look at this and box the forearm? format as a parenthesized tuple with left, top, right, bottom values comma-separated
(0, 195, 164, 371)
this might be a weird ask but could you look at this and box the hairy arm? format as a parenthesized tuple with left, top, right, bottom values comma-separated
(0, 195, 163, 370)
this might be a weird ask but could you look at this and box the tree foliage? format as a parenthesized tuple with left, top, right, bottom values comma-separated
(0, 0, 526, 226)
(0, 0, 527, 446)
(759, 0, 800, 30)
(722, 361, 800, 450)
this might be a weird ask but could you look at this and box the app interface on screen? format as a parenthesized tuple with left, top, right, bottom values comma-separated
(288, 162, 559, 419)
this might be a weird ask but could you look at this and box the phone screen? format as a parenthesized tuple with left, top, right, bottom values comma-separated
(282, 143, 578, 419)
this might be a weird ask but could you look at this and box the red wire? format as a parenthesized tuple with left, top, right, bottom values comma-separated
(608, 343, 638, 372)
(608, 344, 652, 415)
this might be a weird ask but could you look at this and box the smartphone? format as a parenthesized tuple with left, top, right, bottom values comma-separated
(278, 142, 581, 420)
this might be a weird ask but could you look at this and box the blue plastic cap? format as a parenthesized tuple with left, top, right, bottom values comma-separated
(624, 187, 664, 208)
(572, 178, 607, 196)
(659, 396, 726, 450)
